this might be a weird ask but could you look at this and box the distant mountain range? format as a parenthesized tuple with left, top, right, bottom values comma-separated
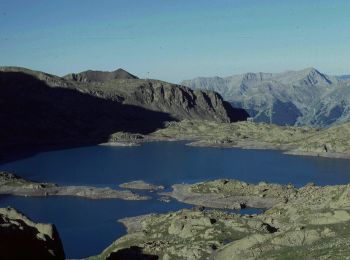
(0, 67, 247, 148)
(182, 68, 350, 126)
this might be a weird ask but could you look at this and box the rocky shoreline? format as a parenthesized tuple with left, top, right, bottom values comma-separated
(0, 171, 149, 201)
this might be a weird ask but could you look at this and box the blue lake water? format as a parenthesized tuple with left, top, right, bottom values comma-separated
(1, 141, 350, 258)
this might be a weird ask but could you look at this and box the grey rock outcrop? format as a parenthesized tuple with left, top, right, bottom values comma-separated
(0, 207, 65, 259)
(182, 68, 350, 126)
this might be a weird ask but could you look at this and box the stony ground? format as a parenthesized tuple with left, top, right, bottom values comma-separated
(91, 179, 350, 259)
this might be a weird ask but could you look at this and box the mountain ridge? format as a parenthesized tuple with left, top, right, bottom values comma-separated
(182, 68, 349, 126)
(0, 66, 248, 150)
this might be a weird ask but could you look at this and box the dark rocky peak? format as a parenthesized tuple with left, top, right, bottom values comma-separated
(64, 68, 138, 83)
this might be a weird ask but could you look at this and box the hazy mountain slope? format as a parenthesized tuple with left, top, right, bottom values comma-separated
(297, 81, 350, 126)
(0, 67, 247, 148)
(182, 68, 348, 126)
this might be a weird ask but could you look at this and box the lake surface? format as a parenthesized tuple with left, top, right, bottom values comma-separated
(1, 141, 350, 258)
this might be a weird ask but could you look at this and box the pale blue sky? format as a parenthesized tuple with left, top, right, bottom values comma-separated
(0, 0, 349, 83)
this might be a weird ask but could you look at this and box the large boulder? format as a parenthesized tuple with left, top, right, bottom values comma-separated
(0, 207, 65, 259)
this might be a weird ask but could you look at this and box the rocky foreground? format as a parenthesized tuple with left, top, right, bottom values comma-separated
(0, 171, 148, 200)
(0, 207, 65, 259)
(91, 179, 350, 259)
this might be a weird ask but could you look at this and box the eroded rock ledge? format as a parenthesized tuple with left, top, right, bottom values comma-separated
(0, 207, 65, 259)
(0, 171, 149, 200)
(91, 180, 350, 259)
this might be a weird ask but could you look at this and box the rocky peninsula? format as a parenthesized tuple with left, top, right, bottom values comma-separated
(0, 171, 149, 200)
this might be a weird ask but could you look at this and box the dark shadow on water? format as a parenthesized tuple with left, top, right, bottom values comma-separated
(0, 71, 176, 162)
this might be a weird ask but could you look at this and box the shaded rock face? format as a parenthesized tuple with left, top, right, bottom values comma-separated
(0, 67, 247, 152)
(107, 80, 248, 123)
(64, 68, 139, 82)
(182, 68, 350, 126)
(0, 207, 65, 260)
(0, 70, 175, 149)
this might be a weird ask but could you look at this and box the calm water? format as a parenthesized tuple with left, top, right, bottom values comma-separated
(1, 141, 350, 258)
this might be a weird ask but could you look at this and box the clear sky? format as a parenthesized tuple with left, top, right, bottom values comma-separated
(0, 0, 349, 83)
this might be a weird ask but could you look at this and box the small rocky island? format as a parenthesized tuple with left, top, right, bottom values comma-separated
(119, 180, 165, 191)
(0, 171, 149, 200)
